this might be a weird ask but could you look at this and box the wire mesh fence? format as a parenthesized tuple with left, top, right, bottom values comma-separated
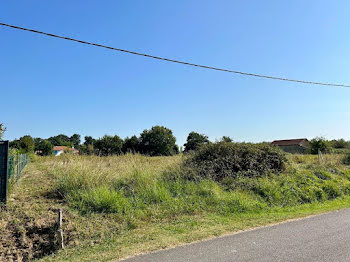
(7, 154, 30, 184)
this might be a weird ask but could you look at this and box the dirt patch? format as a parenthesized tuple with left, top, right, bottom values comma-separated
(0, 208, 74, 262)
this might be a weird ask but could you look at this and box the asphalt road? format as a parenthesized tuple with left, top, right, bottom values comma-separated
(121, 208, 350, 262)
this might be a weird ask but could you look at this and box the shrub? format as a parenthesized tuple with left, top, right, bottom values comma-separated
(310, 137, 330, 154)
(184, 142, 286, 181)
(330, 139, 350, 149)
(343, 154, 350, 165)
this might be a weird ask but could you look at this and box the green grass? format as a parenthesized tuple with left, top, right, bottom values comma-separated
(2, 153, 350, 261)
(46, 153, 350, 219)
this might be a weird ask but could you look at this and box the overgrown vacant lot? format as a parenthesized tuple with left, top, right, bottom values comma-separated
(2, 150, 350, 261)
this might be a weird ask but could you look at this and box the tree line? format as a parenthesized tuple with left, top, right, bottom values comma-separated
(5, 126, 231, 156)
(2, 122, 349, 156)
(7, 126, 179, 156)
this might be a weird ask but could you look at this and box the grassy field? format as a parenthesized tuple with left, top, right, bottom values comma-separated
(1, 153, 350, 261)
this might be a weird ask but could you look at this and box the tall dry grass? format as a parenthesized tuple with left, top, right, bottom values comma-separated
(37, 153, 350, 222)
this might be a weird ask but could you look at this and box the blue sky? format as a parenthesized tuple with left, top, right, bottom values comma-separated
(1, 1, 350, 146)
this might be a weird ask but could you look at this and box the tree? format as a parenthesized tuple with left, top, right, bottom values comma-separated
(184, 132, 210, 152)
(70, 134, 81, 148)
(0, 123, 6, 140)
(19, 135, 35, 153)
(9, 139, 21, 149)
(310, 137, 330, 154)
(173, 144, 179, 154)
(35, 139, 53, 156)
(122, 135, 140, 153)
(80, 136, 96, 155)
(221, 136, 233, 143)
(139, 126, 177, 156)
(48, 134, 72, 146)
(330, 139, 349, 149)
(84, 136, 95, 146)
(94, 135, 123, 156)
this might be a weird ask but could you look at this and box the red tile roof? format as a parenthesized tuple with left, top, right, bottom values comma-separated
(53, 146, 68, 151)
(271, 138, 308, 147)
(53, 146, 79, 153)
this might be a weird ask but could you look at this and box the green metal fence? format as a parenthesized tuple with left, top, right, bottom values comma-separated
(7, 154, 30, 185)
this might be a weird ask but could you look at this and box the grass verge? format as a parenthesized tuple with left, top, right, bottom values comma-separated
(41, 197, 350, 262)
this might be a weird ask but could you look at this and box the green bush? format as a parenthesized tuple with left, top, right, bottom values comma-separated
(310, 137, 330, 154)
(183, 142, 286, 181)
(343, 154, 350, 165)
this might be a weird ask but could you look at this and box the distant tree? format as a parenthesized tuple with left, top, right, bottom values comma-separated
(179, 146, 184, 153)
(70, 134, 81, 148)
(84, 136, 95, 146)
(34, 138, 42, 150)
(9, 139, 21, 149)
(80, 144, 95, 155)
(139, 126, 177, 156)
(184, 132, 210, 152)
(35, 139, 53, 156)
(0, 123, 6, 140)
(80, 136, 96, 155)
(48, 134, 72, 147)
(221, 136, 233, 143)
(310, 137, 330, 154)
(330, 139, 349, 149)
(19, 135, 35, 153)
(173, 144, 179, 154)
(94, 135, 123, 156)
(122, 135, 140, 153)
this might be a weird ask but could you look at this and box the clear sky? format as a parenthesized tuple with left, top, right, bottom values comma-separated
(1, 1, 350, 146)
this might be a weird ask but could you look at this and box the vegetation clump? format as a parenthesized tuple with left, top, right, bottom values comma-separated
(310, 137, 330, 154)
(183, 132, 210, 152)
(343, 154, 350, 165)
(183, 142, 286, 181)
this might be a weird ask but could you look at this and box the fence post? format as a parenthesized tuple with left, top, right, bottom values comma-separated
(0, 141, 9, 204)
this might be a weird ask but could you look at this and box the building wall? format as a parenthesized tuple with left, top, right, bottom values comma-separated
(278, 145, 307, 154)
(54, 150, 64, 156)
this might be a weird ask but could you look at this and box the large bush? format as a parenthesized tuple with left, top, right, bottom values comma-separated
(343, 154, 350, 165)
(329, 139, 350, 149)
(184, 142, 286, 181)
(139, 126, 177, 156)
(310, 137, 330, 154)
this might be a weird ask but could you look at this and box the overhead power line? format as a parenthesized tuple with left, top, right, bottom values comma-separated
(1, 22, 349, 88)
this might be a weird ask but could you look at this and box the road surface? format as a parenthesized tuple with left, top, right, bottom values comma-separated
(121, 208, 350, 261)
